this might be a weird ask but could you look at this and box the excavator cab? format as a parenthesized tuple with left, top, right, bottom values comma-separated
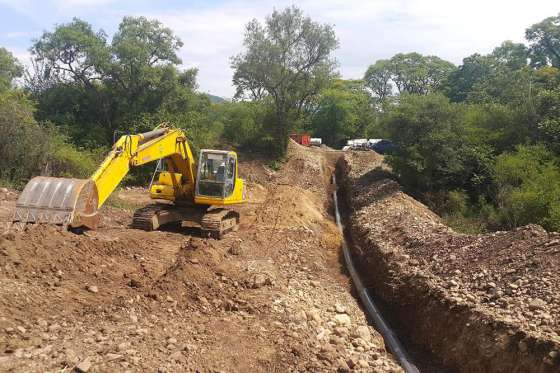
(194, 150, 244, 205)
(149, 149, 244, 205)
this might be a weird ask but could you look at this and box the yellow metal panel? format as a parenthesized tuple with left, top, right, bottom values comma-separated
(91, 135, 139, 208)
(157, 172, 183, 186)
(194, 178, 246, 206)
(150, 184, 176, 201)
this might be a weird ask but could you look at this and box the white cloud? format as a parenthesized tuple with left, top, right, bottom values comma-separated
(139, 0, 559, 97)
(138, 2, 269, 97)
(2, 0, 559, 97)
(3, 31, 34, 39)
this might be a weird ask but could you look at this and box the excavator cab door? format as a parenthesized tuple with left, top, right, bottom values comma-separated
(224, 156, 235, 197)
(195, 150, 236, 200)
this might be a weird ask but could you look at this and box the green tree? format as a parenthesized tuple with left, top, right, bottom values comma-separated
(526, 13, 560, 68)
(444, 53, 494, 102)
(29, 17, 203, 147)
(490, 41, 529, 70)
(29, 18, 110, 88)
(363, 59, 393, 106)
(231, 6, 339, 156)
(0, 47, 23, 91)
(389, 53, 455, 95)
(310, 79, 373, 147)
(445, 49, 534, 107)
(535, 88, 560, 153)
(383, 94, 493, 202)
(108, 16, 187, 121)
(384, 94, 465, 194)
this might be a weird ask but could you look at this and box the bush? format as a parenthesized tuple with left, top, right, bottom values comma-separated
(0, 91, 50, 184)
(221, 101, 263, 148)
(493, 145, 560, 231)
(219, 100, 282, 156)
(46, 135, 99, 178)
(439, 190, 486, 234)
(0, 90, 97, 186)
(383, 94, 485, 197)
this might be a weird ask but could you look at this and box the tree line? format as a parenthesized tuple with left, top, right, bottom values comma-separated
(370, 17, 560, 233)
(1, 7, 560, 232)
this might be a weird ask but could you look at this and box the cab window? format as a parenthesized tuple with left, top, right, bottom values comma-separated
(197, 152, 227, 197)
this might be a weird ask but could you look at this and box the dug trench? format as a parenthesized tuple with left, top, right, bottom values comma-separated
(336, 150, 560, 373)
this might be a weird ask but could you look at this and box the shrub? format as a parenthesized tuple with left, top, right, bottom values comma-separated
(493, 145, 560, 231)
(0, 90, 97, 186)
(383, 94, 478, 196)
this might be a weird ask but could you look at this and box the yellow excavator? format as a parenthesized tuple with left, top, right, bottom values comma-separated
(12, 124, 246, 238)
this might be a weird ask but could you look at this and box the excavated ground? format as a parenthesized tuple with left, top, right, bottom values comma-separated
(0, 142, 402, 372)
(338, 151, 560, 373)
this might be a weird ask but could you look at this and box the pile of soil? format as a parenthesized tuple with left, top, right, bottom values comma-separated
(0, 142, 401, 372)
(338, 150, 560, 372)
(0, 188, 17, 233)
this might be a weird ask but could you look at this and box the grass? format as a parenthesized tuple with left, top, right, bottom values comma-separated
(104, 189, 144, 211)
(0, 178, 22, 190)
(265, 159, 283, 171)
(443, 212, 488, 234)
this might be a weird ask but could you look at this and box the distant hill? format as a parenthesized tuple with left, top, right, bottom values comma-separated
(206, 94, 227, 103)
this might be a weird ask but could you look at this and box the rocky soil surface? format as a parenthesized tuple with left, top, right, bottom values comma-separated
(339, 150, 560, 372)
(0, 142, 401, 372)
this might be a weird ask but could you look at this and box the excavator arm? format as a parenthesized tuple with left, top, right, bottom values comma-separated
(13, 126, 197, 229)
(92, 127, 196, 207)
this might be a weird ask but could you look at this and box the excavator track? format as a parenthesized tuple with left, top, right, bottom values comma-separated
(132, 204, 239, 239)
(201, 209, 240, 239)
(131, 204, 171, 231)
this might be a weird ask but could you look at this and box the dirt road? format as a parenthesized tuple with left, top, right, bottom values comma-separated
(0, 142, 401, 372)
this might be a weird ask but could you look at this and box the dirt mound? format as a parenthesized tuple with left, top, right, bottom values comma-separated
(339, 150, 560, 372)
(0, 145, 401, 372)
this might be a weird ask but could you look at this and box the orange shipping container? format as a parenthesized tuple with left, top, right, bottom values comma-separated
(290, 133, 311, 146)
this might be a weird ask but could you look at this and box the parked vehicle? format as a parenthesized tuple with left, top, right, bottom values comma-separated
(310, 138, 322, 146)
(343, 138, 395, 154)
(370, 139, 395, 154)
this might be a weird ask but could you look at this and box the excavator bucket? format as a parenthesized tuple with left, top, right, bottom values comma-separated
(12, 177, 100, 230)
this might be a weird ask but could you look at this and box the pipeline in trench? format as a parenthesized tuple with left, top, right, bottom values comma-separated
(331, 174, 420, 373)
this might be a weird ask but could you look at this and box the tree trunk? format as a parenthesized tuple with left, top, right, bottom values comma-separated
(274, 105, 289, 158)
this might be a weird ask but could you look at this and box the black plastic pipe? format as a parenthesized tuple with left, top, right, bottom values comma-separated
(332, 174, 420, 373)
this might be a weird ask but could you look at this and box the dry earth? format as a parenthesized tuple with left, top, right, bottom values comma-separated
(0, 142, 401, 372)
(338, 151, 560, 372)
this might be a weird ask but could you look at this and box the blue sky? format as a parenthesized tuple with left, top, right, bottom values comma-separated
(0, 0, 559, 97)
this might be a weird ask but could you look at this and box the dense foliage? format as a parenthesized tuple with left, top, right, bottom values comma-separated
(0, 89, 96, 186)
(27, 17, 216, 149)
(309, 80, 376, 147)
(376, 13, 560, 232)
